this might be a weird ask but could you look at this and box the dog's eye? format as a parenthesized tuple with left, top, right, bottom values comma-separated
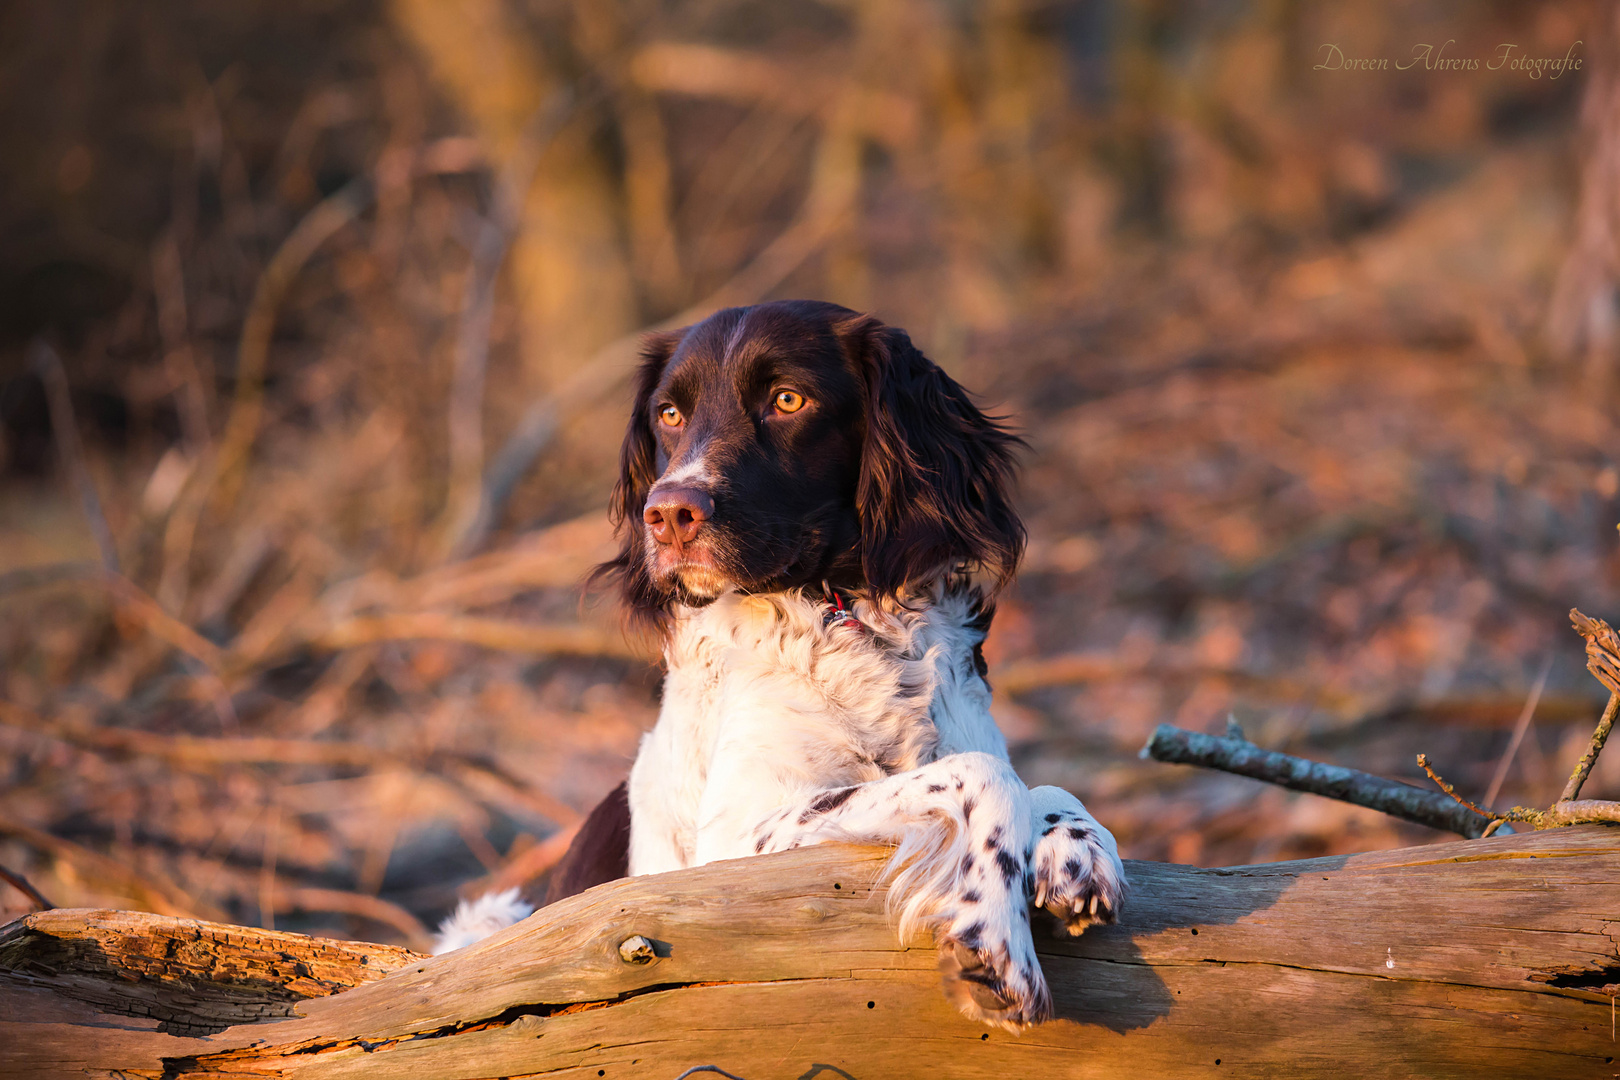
(773, 389, 806, 414)
(657, 403, 683, 428)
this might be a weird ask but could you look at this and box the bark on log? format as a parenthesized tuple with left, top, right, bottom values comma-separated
(4, 827, 1620, 1079)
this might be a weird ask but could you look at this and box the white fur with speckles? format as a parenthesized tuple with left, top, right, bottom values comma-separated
(625, 581, 1125, 1029)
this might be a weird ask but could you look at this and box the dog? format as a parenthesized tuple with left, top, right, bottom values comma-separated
(435, 300, 1125, 1030)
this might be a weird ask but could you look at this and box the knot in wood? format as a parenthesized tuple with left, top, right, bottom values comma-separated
(618, 935, 656, 964)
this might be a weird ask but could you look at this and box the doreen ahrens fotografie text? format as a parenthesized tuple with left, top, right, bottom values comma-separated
(1315, 38, 1584, 78)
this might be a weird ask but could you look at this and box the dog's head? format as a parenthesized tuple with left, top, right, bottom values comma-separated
(599, 300, 1024, 627)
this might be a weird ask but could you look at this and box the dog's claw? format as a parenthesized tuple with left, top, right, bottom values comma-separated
(938, 935, 1051, 1032)
(1031, 815, 1127, 937)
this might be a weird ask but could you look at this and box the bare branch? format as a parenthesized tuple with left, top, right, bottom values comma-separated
(1142, 724, 1492, 838)
(32, 340, 119, 573)
(0, 863, 53, 911)
(154, 178, 371, 617)
(1560, 693, 1618, 803)
(0, 699, 376, 768)
(0, 810, 220, 920)
(0, 700, 582, 831)
(0, 560, 100, 598)
(465, 820, 580, 899)
(270, 885, 432, 952)
(308, 612, 644, 660)
(1482, 654, 1552, 809)
(214, 177, 373, 511)
(1543, 799, 1620, 826)
(440, 89, 578, 559)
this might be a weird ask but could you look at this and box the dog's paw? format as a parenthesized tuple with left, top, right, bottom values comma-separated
(937, 916, 1052, 1031)
(1032, 813, 1126, 936)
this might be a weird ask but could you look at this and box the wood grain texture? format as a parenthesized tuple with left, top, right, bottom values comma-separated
(3, 827, 1619, 1079)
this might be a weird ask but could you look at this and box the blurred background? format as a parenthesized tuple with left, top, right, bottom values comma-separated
(1, 0, 1617, 947)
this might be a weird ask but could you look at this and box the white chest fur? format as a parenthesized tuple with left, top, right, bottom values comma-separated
(626, 586, 1009, 875)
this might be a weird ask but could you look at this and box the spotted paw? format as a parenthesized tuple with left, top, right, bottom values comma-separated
(936, 917, 1051, 1031)
(1031, 812, 1126, 936)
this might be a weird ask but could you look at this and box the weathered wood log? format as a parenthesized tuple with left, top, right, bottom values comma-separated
(4, 827, 1620, 1079)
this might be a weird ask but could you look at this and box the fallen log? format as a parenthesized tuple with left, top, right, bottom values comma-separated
(3, 827, 1619, 1079)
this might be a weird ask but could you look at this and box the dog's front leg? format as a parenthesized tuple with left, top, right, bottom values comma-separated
(746, 752, 1051, 1031)
(1028, 786, 1126, 935)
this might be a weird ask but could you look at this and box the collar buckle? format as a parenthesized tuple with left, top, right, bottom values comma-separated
(820, 581, 865, 633)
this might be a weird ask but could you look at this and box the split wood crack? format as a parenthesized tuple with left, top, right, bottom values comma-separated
(162, 976, 816, 1070)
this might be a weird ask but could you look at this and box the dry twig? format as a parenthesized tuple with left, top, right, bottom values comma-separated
(309, 612, 644, 660)
(0, 560, 101, 598)
(0, 863, 54, 911)
(0, 811, 219, 920)
(32, 340, 119, 573)
(1142, 724, 1492, 838)
(1482, 654, 1552, 809)
(1415, 754, 1494, 819)
(0, 700, 377, 768)
(0, 558, 225, 673)
(444, 760, 584, 829)
(1563, 609, 1620, 801)
(469, 820, 581, 898)
(271, 885, 433, 952)
(440, 89, 578, 559)
(0, 701, 582, 834)
(1414, 609, 1620, 833)
(1147, 605, 1620, 839)
(100, 572, 229, 675)
(214, 177, 374, 512)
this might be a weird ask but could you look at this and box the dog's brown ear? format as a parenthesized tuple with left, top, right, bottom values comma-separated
(591, 328, 685, 626)
(840, 315, 1025, 598)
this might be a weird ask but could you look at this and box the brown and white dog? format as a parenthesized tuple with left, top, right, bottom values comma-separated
(436, 300, 1125, 1029)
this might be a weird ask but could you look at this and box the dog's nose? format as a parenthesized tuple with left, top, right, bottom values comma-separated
(643, 487, 713, 552)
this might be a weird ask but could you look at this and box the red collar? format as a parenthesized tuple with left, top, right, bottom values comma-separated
(821, 582, 865, 633)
